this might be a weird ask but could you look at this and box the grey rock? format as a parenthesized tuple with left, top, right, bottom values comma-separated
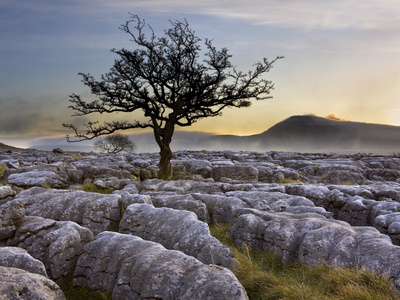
(94, 177, 131, 190)
(213, 165, 258, 182)
(151, 193, 210, 223)
(226, 191, 331, 217)
(0, 185, 15, 203)
(65, 166, 84, 184)
(374, 212, 400, 245)
(6, 216, 94, 280)
(74, 231, 248, 300)
(140, 178, 223, 195)
(0, 246, 47, 277)
(118, 193, 153, 210)
(175, 159, 213, 178)
(0, 199, 25, 241)
(7, 171, 69, 189)
(0, 266, 66, 300)
(93, 178, 108, 189)
(117, 183, 140, 194)
(119, 204, 234, 268)
(13, 187, 122, 234)
(192, 193, 247, 224)
(3, 164, 60, 179)
(336, 196, 378, 226)
(52, 148, 64, 155)
(74, 157, 134, 181)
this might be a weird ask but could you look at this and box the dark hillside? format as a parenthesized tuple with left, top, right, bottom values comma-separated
(0, 142, 26, 152)
(250, 115, 400, 153)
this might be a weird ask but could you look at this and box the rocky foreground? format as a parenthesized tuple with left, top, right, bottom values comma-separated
(1, 149, 400, 299)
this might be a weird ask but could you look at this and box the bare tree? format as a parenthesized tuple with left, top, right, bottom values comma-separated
(64, 14, 283, 179)
(93, 133, 135, 154)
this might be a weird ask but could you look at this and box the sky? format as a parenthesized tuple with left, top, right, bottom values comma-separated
(1, 0, 400, 148)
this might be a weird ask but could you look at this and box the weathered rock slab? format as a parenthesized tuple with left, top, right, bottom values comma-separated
(119, 203, 235, 268)
(0, 246, 48, 277)
(13, 187, 122, 234)
(7, 171, 69, 189)
(0, 266, 66, 300)
(6, 216, 94, 281)
(74, 231, 248, 300)
(0, 199, 25, 241)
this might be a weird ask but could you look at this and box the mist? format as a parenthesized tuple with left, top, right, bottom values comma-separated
(27, 115, 400, 155)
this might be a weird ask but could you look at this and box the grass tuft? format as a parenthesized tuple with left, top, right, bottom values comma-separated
(209, 223, 400, 300)
(79, 183, 114, 194)
(0, 164, 8, 185)
(58, 280, 112, 300)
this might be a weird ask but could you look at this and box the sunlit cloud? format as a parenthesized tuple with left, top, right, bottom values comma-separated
(325, 114, 346, 121)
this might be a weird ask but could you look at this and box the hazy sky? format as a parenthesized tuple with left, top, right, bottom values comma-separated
(1, 0, 400, 147)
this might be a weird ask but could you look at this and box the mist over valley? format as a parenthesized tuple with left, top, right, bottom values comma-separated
(27, 115, 400, 154)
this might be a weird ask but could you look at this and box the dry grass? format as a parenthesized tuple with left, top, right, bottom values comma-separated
(210, 223, 400, 300)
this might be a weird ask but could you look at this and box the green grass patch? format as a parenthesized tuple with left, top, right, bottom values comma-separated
(0, 164, 8, 185)
(209, 224, 400, 300)
(0, 164, 7, 174)
(79, 183, 114, 194)
(58, 280, 112, 300)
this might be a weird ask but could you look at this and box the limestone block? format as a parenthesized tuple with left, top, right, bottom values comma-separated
(74, 231, 248, 300)
(6, 216, 93, 281)
(0, 246, 47, 277)
(13, 188, 122, 234)
(213, 165, 258, 182)
(0, 266, 66, 300)
(0, 199, 25, 241)
(119, 204, 234, 268)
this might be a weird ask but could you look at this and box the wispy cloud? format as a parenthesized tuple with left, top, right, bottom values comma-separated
(3, 0, 400, 30)
(110, 0, 400, 30)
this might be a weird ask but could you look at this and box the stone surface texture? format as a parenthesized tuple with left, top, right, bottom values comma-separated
(0, 266, 66, 300)
(74, 231, 248, 300)
(1, 149, 400, 297)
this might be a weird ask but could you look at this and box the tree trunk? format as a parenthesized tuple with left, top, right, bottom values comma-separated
(158, 143, 172, 180)
(153, 118, 175, 180)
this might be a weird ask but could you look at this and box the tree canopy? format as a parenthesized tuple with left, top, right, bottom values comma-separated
(64, 14, 283, 179)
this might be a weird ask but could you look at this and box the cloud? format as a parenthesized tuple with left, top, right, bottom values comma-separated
(325, 114, 346, 121)
(118, 0, 400, 30)
(0, 95, 70, 137)
(3, 0, 400, 31)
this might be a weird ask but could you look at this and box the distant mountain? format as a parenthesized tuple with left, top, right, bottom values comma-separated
(243, 115, 400, 153)
(28, 115, 400, 154)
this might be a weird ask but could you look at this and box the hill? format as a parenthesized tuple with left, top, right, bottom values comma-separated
(0, 142, 27, 152)
(249, 115, 400, 153)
